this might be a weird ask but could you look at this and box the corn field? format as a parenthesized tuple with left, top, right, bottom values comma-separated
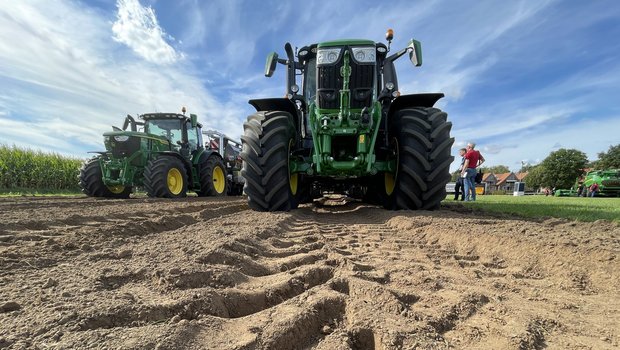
(0, 144, 83, 192)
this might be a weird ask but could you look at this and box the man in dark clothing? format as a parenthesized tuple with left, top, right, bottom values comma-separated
(454, 148, 467, 200)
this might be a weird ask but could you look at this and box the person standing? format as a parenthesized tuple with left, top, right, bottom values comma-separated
(454, 148, 467, 200)
(589, 183, 599, 197)
(577, 183, 584, 197)
(461, 142, 485, 201)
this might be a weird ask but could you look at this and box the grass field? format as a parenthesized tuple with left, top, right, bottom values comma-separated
(445, 195, 620, 223)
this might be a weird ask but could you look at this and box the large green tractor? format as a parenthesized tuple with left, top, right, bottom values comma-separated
(79, 111, 229, 198)
(241, 30, 454, 211)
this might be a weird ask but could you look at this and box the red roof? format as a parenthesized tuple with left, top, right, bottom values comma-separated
(495, 172, 513, 185)
(516, 172, 528, 181)
(482, 173, 495, 182)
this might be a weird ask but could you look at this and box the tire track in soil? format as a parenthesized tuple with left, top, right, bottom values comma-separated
(54, 204, 337, 348)
(1, 198, 618, 349)
(171, 202, 493, 349)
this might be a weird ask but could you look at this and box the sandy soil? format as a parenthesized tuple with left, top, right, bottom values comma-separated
(0, 196, 618, 349)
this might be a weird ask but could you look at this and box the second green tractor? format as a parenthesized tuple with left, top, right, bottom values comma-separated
(80, 112, 242, 198)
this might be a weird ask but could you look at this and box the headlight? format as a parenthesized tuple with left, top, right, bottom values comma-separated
(351, 47, 375, 63)
(317, 48, 341, 64)
(114, 135, 129, 142)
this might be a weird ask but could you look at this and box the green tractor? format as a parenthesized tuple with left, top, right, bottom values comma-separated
(79, 111, 230, 198)
(583, 169, 620, 196)
(557, 169, 620, 197)
(241, 30, 454, 211)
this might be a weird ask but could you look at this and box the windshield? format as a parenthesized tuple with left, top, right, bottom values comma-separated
(145, 119, 183, 145)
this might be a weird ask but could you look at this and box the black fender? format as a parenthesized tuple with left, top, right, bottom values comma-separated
(153, 151, 193, 182)
(195, 149, 223, 165)
(249, 98, 301, 133)
(386, 93, 444, 119)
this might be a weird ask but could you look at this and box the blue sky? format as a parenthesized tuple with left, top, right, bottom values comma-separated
(1, 0, 618, 172)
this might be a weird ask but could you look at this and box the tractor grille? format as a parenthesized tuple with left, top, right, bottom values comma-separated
(109, 136, 140, 158)
(317, 51, 374, 109)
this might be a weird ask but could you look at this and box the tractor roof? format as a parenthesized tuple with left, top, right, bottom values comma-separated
(140, 113, 188, 120)
(317, 39, 375, 48)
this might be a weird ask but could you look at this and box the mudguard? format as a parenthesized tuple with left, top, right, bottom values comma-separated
(386, 93, 444, 118)
(249, 98, 301, 132)
(153, 151, 193, 180)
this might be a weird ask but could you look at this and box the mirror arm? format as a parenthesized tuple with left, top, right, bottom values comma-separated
(284, 43, 297, 96)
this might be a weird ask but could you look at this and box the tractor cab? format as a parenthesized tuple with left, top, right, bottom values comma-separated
(140, 113, 203, 159)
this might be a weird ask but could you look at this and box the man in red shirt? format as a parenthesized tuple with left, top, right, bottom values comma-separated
(460, 142, 485, 201)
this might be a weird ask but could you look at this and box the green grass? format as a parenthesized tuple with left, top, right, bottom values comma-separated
(445, 195, 620, 223)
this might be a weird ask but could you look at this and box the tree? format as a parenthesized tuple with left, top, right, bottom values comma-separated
(480, 165, 510, 174)
(595, 144, 620, 169)
(524, 165, 545, 189)
(539, 148, 588, 189)
(519, 162, 535, 173)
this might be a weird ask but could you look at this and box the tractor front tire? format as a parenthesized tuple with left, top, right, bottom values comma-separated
(196, 155, 227, 197)
(241, 111, 298, 211)
(143, 156, 188, 198)
(381, 107, 454, 210)
(79, 158, 131, 198)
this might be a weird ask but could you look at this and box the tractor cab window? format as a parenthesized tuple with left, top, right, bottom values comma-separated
(304, 57, 317, 104)
(145, 119, 183, 146)
(186, 121, 199, 151)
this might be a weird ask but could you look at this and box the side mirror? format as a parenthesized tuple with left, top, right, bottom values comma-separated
(190, 113, 198, 128)
(265, 52, 278, 77)
(408, 39, 422, 67)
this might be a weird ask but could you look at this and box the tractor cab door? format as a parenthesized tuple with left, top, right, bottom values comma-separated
(185, 121, 201, 160)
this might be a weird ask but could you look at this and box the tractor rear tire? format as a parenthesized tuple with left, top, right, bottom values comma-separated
(143, 156, 188, 198)
(196, 155, 227, 197)
(240, 111, 298, 211)
(79, 158, 131, 198)
(381, 107, 454, 210)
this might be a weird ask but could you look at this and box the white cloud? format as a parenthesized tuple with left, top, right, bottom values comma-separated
(112, 0, 183, 64)
(0, 1, 246, 158)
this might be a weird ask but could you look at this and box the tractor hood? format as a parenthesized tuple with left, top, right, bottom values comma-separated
(102, 130, 170, 158)
(102, 130, 170, 145)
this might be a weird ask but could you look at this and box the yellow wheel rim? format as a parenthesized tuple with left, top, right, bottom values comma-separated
(288, 140, 298, 195)
(167, 168, 184, 195)
(107, 185, 125, 194)
(290, 173, 298, 195)
(385, 172, 396, 195)
(212, 166, 226, 194)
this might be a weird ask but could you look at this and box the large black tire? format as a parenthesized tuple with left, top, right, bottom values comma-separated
(379, 107, 454, 210)
(240, 111, 298, 211)
(143, 156, 188, 198)
(196, 155, 227, 197)
(79, 158, 131, 198)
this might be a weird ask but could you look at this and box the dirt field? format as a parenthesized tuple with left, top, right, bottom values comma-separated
(0, 196, 618, 349)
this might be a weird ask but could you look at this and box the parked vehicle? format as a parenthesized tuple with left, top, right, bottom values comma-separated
(80, 110, 237, 198)
(241, 29, 454, 211)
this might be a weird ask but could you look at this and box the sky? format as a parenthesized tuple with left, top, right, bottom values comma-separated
(0, 0, 619, 172)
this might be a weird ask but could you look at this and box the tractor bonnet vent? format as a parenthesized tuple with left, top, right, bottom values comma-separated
(107, 136, 140, 158)
(317, 48, 374, 109)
